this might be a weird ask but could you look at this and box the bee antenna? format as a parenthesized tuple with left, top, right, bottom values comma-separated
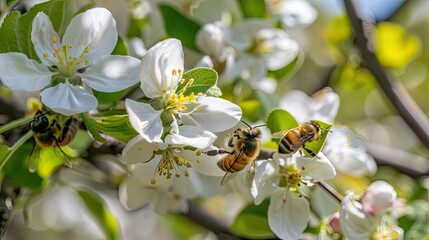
(254, 124, 266, 128)
(240, 120, 252, 128)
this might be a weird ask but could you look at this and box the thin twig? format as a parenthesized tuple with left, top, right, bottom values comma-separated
(343, 0, 429, 149)
(317, 181, 343, 203)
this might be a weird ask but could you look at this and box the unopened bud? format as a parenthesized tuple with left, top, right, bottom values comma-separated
(328, 212, 342, 234)
(361, 181, 396, 216)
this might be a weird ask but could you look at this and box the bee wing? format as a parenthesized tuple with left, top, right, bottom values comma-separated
(272, 130, 288, 139)
(220, 171, 238, 186)
(220, 148, 245, 186)
(28, 143, 40, 173)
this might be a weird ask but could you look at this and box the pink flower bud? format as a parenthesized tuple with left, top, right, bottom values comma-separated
(361, 181, 397, 216)
(328, 212, 342, 234)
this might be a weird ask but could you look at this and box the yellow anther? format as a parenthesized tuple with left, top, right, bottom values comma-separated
(51, 36, 57, 43)
(198, 92, 203, 96)
(43, 53, 49, 59)
(194, 105, 202, 111)
(178, 69, 183, 75)
(172, 69, 177, 75)
(151, 178, 156, 184)
(180, 79, 185, 84)
(83, 46, 90, 53)
(188, 78, 194, 85)
(180, 105, 187, 111)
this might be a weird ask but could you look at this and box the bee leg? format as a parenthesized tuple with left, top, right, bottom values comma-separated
(205, 149, 235, 156)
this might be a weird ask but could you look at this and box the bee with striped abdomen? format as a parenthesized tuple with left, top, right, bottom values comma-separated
(206, 122, 263, 185)
(28, 110, 79, 171)
(275, 121, 321, 157)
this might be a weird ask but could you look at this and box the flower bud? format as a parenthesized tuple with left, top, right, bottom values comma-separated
(328, 212, 342, 234)
(361, 181, 397, 216)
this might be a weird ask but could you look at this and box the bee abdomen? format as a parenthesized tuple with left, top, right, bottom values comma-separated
(217, 158, 248, 172)
(278, 130, 300, 154)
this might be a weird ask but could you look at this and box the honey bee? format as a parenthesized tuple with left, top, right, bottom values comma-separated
(206, 121, 263, 185)
(275, 120, 322, 157)
(28, 110, 79, 171)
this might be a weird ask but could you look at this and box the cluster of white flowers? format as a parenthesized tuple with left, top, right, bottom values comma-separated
(0, 8, 141, 116)
(119, 39, 242, 213)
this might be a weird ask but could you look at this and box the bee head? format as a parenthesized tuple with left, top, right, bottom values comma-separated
(29, 110, 50, 132)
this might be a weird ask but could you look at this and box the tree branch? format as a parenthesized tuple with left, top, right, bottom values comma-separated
(183, 201, 246, 240)
(343, 0, 429, 149)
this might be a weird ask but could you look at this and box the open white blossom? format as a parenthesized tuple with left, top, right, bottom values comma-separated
(279, 88, 339, 124)
(268, 0, 318, 28)
(324, 125, 377, 177)
(223, 19, 299, 85)
(122, 38, 241, 186)
(251, 153, 336, 239)
(0, 8, 140, 115)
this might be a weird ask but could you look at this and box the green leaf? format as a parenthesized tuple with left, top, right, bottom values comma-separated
(3, 143, 43, 188)
(111, 36, 129, 56)
(76, 188, 121, 240)
(0, 11, 20, 53)
(265, 108, 298, 135)
(159, 4, 201, 51)
(93, 89, 128, 105)
(16, 0, 74, 59)
(269, 55, 300, 81)
(81, 114, 138, 143)
(238, 0, 266, 18)
(301, 120, 332, 157)
(231, 200, 274, 239)
(177, 67, 218, 96)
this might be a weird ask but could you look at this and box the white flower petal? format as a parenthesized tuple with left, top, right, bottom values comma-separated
(179, 150, 225, 176)
(326, 147, 377, 177)
(260, 29, 299, 70)
(125, 99, 163, 142)
(62, 8, 117, 62)
(40, 82, 97, 116)
(129, 160, 172, 188)
(196, 23, 225, 59)
(119, 176, 151, 210)
(151, 188, 188, 215)
(311, 88, 340, 124)
(299, 153, 336, 181)
(340, 193, 377, 240)
(180, 96, 242, 132)
(165, 125, 216, 149)
(31, 12, 61, 67)
(140, 38, 184, 98)
(279, 90, 312, 123)
(0, 53, 52, 91)
(275, 0, 318, 28)
(251, 160, 280, 205)
(268, 191, 310, 240)
(122, 135, 158, 164)
(361, 181, 396, 216)
(82, 55, 140, 92)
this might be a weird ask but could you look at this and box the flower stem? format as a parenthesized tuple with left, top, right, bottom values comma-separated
(0, 131, 34, 171)
(0, 116, 33, 134)
(317, 181, 344, 203)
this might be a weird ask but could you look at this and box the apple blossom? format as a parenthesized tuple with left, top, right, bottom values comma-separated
(0, 8, 141, 116)
(223, 19, 299, 85)
(251, 153, 336, 239)
(339, 183, 402, 240)
(122, 38, 241, 185)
